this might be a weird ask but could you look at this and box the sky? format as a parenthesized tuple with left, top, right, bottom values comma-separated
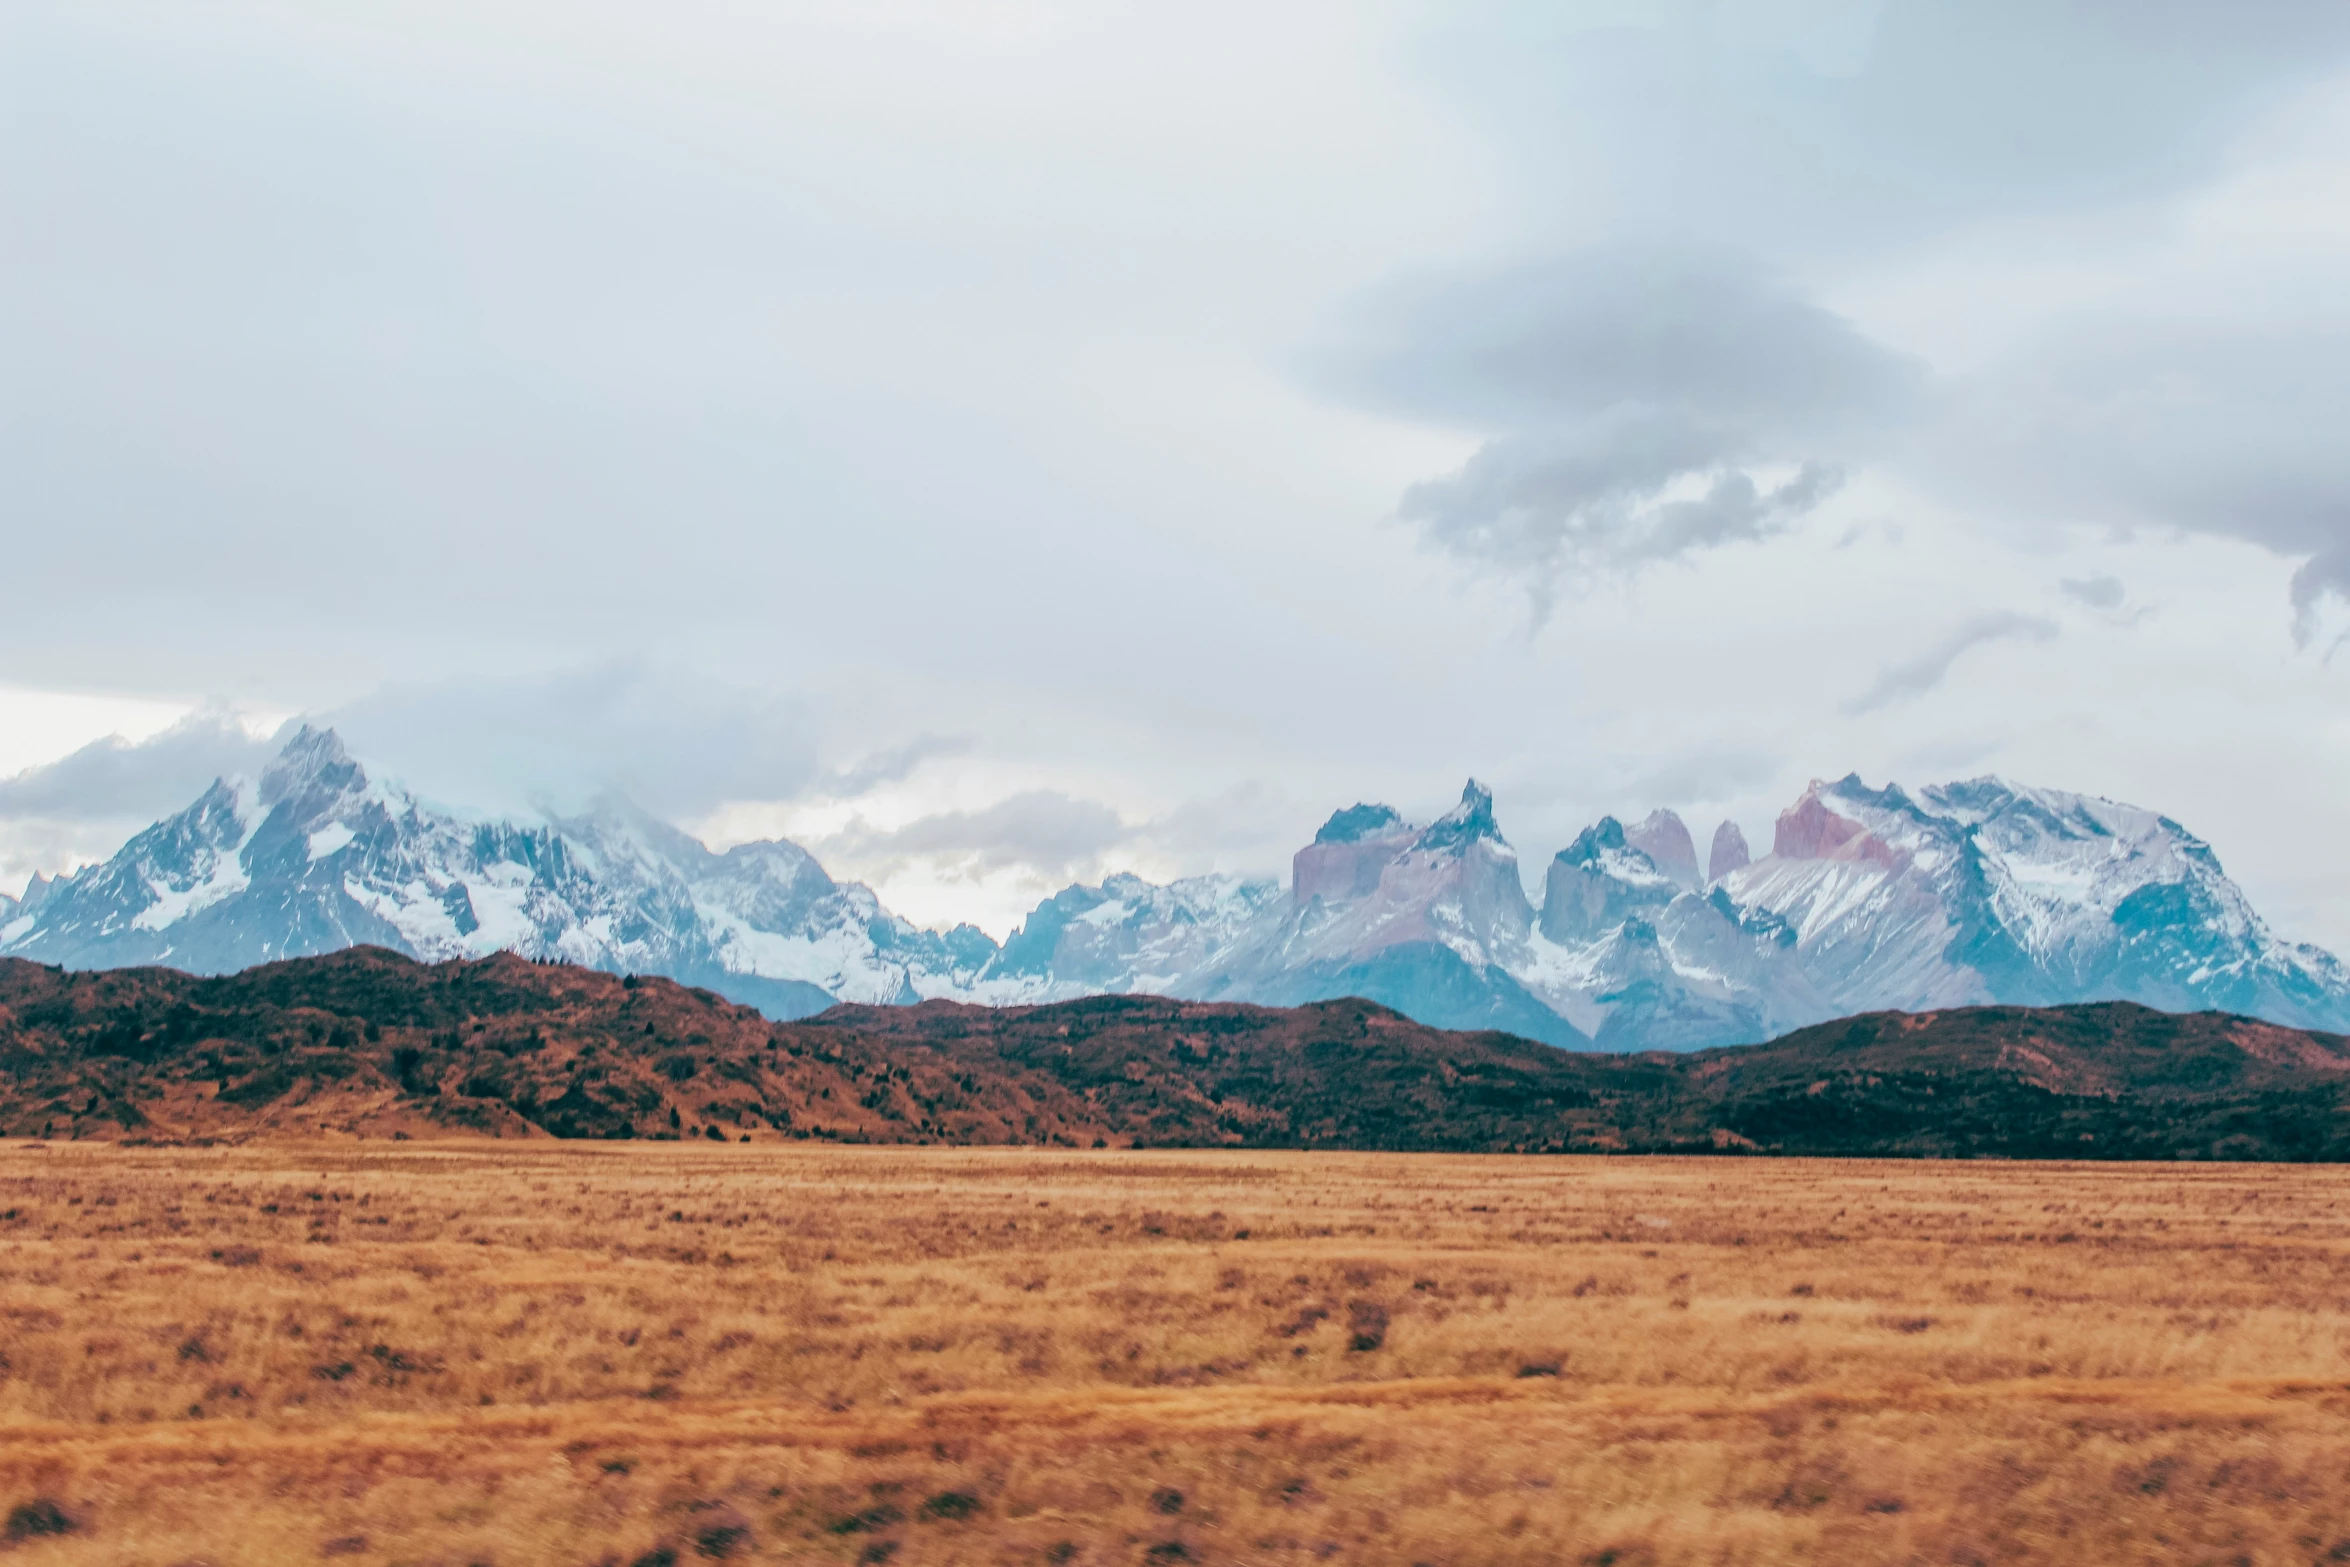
(8, 0, 2350, 948)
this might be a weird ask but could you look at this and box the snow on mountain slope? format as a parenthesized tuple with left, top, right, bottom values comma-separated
(8, 730, 2346, 1047)
(1719, 775, 2350, 1031)
(1277, 781, 1537, 972)
(1007, 783, 1590, 1045)
(974, 870, 1283, 999)
(0, 728, 984, 1019)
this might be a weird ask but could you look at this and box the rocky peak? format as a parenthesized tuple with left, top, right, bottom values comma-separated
(1558, 816, 1632, 866)
(1773, 777, 1915, 868)
(1314, 803, 1406, 844)
(1554, 818, 1675, 884)
(1413, 780, 1504, 854)
(1541, 816, 1679, 945)
(258, 725, 366, 811)
(1626, 809, 1700, 890)
(1707, 821, 1751, 883)
(1295, 801, 1417, 905)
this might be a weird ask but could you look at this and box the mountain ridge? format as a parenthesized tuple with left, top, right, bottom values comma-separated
(6, 728, 2347, 1050)
(5, 946, 2348, 1159)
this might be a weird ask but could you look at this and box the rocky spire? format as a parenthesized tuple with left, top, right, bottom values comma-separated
(1625, 809, 1700, 890)
(1413, 780, 1504, 852)
(1707, 820, 1751, 883)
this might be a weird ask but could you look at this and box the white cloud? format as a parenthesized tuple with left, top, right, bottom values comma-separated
(11, 2, 2350, 963)
(0, 705, 287, 892)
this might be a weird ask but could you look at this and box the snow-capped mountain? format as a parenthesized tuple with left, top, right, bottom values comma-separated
(8, 727, 2348, 1049)
(1181, 782, 1586, 1044)
(0, 728, 993, 1019)
(980, 774, 2350, 1047)
(1718, 774, 2350, 1030)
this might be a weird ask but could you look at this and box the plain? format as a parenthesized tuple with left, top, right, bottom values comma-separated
(3, 1144, 2350, 1565)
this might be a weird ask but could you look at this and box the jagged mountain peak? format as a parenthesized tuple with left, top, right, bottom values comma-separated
(8, 741, 2349, 1051)
(1772, 774, 1944, 867)
(1560, 815, 1631, 859)
(1314, 803, 1407, 844)
(1541, 817, 1679, 946)
(1414, 779, 1504, 853)
(259, 724, 364, 808)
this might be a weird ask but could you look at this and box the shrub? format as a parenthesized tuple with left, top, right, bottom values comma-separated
(4, 1499, 76, 1541)
(918, 1491, 981, 1522)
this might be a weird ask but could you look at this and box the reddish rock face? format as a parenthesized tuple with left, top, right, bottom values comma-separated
(1626, 810, 1700, 889)
(1293, 835, 1411, 904)
(1773, 790, 1907, 869)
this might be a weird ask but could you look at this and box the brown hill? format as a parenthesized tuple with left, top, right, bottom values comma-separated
(1693, 1003, 2350, 1159)
(4, 947, 2348, 1158)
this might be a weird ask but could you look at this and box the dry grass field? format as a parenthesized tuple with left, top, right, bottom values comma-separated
(4, 1144, 2350, 1565)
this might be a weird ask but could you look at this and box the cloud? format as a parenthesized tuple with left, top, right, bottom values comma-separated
(813, 791, 1133, 887)
(1372, 16, 2350, 632)
(810, 734, 975, 801)
(0, 707, 286, 893)
(326, 662, 820, 819)
(2059, 575, 2126, 611)
(1841, 613, 2058, 715)
(1330, 245, 1925, 435)
(2291, 550, 2350, 650)
(1423, 3, 2350, 264)
(1929, 323, 2350, 623)
(1401, 424, 1844, 602)
(1326, 245, 1919, 599)
(0, 707, 281, 821)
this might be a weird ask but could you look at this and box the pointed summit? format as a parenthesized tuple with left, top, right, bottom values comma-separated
(260, 725, 364, 808)
(1707, 821, 1751, 883)
(1414, 779, 1504, 852)
(1556, 815, 1635, 867)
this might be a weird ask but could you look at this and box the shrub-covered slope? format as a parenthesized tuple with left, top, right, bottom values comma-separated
(4, 947, 2348, 1157)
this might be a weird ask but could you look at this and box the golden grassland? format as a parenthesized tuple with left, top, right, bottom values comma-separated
(4, 1144, 2350, 1565)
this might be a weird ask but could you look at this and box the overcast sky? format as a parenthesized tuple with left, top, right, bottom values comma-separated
(9, 0, 2350, 947)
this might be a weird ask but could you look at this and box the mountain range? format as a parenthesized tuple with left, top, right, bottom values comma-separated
(4, 725, 2346, 1050)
